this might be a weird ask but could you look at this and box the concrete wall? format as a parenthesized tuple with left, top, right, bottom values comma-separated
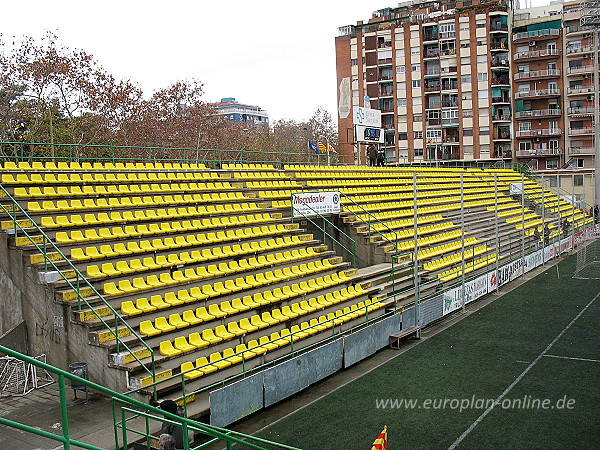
(0, 233, 129, 392)
(0, 321, 27, 355)
(0, 234, 24, 336)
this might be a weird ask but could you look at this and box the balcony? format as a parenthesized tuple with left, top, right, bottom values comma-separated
(440, 49, 457, 57)
(515, 109, 561, 119)
(426, 103, 442, 110)
(512, 28, 560, 42)
(426, 119, 441, 126)
(567, 65, 595, 76)
(490, 23, 509, 33)
(513, 49, 560, 61)
(441, 82, 459, 91)
(568, 147, 595, 155)
(565, 25, 593, 35)
(569, 127, 594, 135)
(439, 31, 456, 40)
(568, 106, 595, 115)
(491, 57, 510, 69)
(442, 101, 458, 108)
(424, 48, 440, 59)
(492, 95, 511, 104)
(423, 32, 438, 42)
(493, 130, 512, 140)
(514, 88, 561, 99)
(425, 68, 441, 77)
(491, 76, 510, 86)
(440, 66, 458, 74)
(515, 128, 562, 138)
(566, 45, 594, 56)
(492, 114, 512, 122)
(513, 69, 561, 80)
(442, 117, 460, 126)
(516, 148, 562, 157)
(491, 40, 509, 51)
(424, 85, 441, 93)
(567, 86, 595, 96)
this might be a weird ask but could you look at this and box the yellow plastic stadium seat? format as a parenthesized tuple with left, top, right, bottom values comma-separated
(246, 339, 268, 356)
(169, 313, 190, 329)
(173, 336, 196, 353)
(238, 318, 259, 333)
(209, 352, 231, 370)
(227, 321, 246, 337)
(159, 340, 182, 357)
(182, 309, 202, 325)
(195, 357, 218, 375)
(150, 295, 170, 309)
(201, 328, 222, 345)
(139, 320, 161, 337)
(223, 347, 243, 365)
(195, 307, 215, 323)
(121, 300, 142, 316)
(136, 297, 157, 313)
(214, 324, 235, 341)
(155, 316, 176, 333)
(188, 332, 209, 349)
(180, 361, 203, 380)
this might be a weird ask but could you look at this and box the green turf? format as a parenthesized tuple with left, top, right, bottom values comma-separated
(254, 255, 600, 449)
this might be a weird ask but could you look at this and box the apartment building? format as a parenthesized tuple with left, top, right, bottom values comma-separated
(336, 0, 513, 164)
(214, 97, 269, 126)
(335, 0, 597, 204)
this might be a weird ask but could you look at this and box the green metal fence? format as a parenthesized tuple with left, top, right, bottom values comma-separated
(0, 345, 300, 450)
(0, 184, 157, 391)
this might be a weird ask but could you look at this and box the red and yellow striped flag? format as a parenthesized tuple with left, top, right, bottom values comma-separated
(317, 142, 327, 153)
(370, 425, 387, 450)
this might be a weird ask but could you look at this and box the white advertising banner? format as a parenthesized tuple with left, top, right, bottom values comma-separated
(497, 258, 524, 287)
(292, 191, 341, 218)
(442, 273, 489, 316)
(352, 106, 381, 127)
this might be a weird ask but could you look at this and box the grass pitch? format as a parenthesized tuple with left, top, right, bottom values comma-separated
(254, 254, 600, 449)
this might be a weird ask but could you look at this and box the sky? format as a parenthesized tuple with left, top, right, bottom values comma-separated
(1, 0, 550, 124)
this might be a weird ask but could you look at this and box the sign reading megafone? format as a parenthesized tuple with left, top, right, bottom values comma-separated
(292, 191, 341, 218)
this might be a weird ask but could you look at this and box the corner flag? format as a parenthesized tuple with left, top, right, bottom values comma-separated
(370, 426, 387, 450)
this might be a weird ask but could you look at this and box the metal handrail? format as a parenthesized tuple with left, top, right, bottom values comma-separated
(290, 192, 357, 268)
(0, 185, 156, 386)
(0, 345, 298, 450)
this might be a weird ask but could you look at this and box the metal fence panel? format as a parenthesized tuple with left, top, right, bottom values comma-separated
(209, 372, 264, 428)
(343, 314, 402, 368)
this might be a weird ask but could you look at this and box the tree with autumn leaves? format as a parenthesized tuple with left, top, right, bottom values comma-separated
(0, 33, 337, 164)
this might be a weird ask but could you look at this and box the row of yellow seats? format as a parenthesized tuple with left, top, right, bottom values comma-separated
(497, 207, 530, 218)
(222, 163, 276, 171)
(70, 229, 300, 261)
(104, 261, 338, 299)
(173, 300, 384, 372)
(149, 284, 371, 349)
(411, 237, 479, 261)
(122, 260, 336, 317)
(14, 182, 234, 198)
(1, 171, 219, 185)
(0, 161, 207, 171)
(245, 180, 302, 189)
(234, 172, 289, 180)
(382, 222, 456, 242)
(423, 245, 489, 271)
(506, 213, 539, 224)
(438, 254, 501, 282)
(41, 203, 262, 228)
(369, 214, 445, 233)
(396, 230, 464, 252)
(55, 215, 280, 244)
(95, 246, 321, 283)
(128, 279, 363, 333)
(258, 189, 300, 199)
(28, 192, 249, 213)
(515, 218, 544, 231)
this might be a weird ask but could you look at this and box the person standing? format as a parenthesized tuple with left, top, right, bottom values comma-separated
(367, 144, 377, 166)
(376, 147, 385, 166)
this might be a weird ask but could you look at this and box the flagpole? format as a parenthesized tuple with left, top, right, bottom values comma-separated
(326, 137, 331, 165)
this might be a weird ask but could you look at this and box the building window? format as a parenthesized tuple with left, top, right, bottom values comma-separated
(476, 38, 487, 46)
(546, 159, 559, 169)
(411, 46, 420, 55)
(549, 176, 559, 187)
(478, 89, 489, 99)
(397, 66, 405, 73)
(478, 72, 488, 81)
(412, 96, 422, 105)
(351, 59, 358, 66)
(414, 131, 423, 139)
(460, 41, 470, 48)
(412, 80, 422, 88)
(397, 82, 406, 90)
(398, 99, 407, 107)
(476, 20, 486, 28)
(463, 109, 473, 117)
(575, 158, 584, 168)
(396, 49, 405, 57)
(398, 132, 408, 140)
(412, 64, 421, 72)
(414, 148, 424, 156)
(464, 128, 473, 136)
(480, 127, 490, 135)
(574, 174, 584, 186)
(413, 115, 422, 122)
(461, 74, 472, 83)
